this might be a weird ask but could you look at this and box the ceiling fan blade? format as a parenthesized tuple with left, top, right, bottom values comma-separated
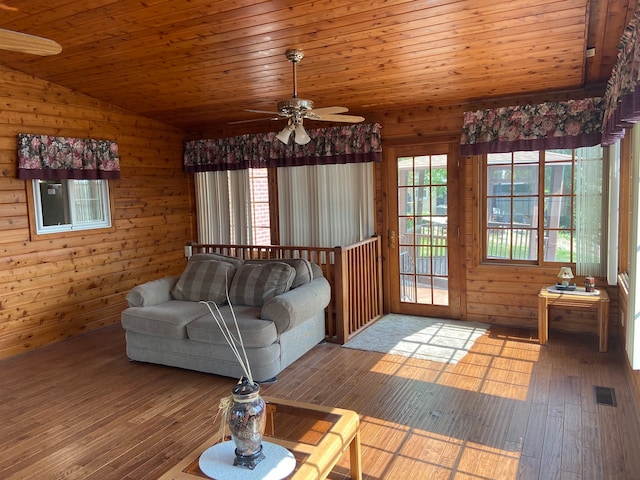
(245, 109, 284, 116)
(0, 28, 61, 56)
(308, 113, 365, 123)
(228, 116, 281, 124)
(308, 106, 349, 116)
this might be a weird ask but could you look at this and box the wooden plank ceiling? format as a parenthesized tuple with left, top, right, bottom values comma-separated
(0, 0, 636, 134)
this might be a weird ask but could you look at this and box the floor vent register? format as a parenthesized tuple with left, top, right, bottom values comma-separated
(594, 386, 616, 407)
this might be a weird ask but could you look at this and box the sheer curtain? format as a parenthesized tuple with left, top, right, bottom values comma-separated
(575, 145, 607, 277)
(277, 163, 375, 247)
(71, 180, 107, 223)
(195, 170, 253, 244)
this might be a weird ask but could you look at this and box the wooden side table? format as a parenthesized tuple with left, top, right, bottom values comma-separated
(537, 287, 610, 352)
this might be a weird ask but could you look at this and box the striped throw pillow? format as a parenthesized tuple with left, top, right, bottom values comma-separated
(228, 262, 295, 306)
(245, 258, 313, 289)
(171, 260, 236, 303)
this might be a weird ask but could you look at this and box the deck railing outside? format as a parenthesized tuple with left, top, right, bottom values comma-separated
(487, 226, 536, 259)
(188, 236, 383, 344)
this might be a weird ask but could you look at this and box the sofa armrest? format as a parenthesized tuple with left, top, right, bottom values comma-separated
(261, 277, 331, 334)
(126, 276, 180, 307)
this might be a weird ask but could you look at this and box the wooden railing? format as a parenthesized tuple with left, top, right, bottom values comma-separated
(188, 236, 383, 344)
(487, 225, 536, 259)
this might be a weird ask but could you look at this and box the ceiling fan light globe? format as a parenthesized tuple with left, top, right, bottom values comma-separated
(294, 124, 311, 145)
(276, 126, 293, 144)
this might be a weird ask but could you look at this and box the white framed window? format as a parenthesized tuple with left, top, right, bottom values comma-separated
(32, 179, 112, 234)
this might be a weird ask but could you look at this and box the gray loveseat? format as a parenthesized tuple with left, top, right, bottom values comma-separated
(121, 253, 331, 382)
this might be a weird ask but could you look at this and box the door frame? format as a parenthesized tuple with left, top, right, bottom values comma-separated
(382, 140, 465, 319)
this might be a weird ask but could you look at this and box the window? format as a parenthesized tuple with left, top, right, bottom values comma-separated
(32, 179, 112, 234)
(197, 163, 376, 247)
(196, 169, 272, 245)
(483, 147, 603, 264)
(397, 153, 448, 305)
(247, 168, 271, 244)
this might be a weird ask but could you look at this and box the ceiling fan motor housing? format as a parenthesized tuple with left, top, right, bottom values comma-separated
(277, 98, 314, 116)
(285, 49, 304, 63)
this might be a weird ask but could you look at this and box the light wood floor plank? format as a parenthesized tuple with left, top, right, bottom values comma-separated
(1, 324, 639, 479)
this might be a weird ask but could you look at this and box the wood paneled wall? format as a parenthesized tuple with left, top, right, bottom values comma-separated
(0, 63, 620, 365)
(0, 65, 195, 359)
(462, 156, 618, 334)
(369, 91, 620, 338)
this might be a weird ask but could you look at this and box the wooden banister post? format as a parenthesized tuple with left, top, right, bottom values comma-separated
(334, 245, 349, 344)
(374, 235, 383, 317)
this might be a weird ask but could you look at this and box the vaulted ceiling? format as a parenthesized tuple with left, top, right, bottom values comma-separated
(0, 0, 637, 134)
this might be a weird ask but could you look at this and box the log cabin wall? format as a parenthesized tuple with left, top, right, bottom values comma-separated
(462, 156, 618, 335)
(0, 62, 622, 371)
(0, 65, 194, 359)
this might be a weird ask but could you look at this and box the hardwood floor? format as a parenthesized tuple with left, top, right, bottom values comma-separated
(1, 323, 639, 479)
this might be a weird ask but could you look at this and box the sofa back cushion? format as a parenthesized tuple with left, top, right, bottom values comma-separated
(189, 255, 317, 289)
(171, 260, 236, 303)
(245, 258, 313, 289)
(188, 252, 244, 268)
(229, 262, 295, 306)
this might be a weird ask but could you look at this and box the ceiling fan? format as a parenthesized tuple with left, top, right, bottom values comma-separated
(0, 28, 61, 56)
(0, 2, 61, 56)
(234, 48, 364, 145)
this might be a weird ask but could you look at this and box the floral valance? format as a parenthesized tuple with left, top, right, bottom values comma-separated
(183, 123, 382, 173)
(601, 4, 640, 145)
(460, 97, 603, 156)
(17, 134, 120, 180)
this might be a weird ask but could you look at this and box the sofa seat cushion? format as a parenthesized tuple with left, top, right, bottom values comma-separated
(171, 259, 237, 303)
(228, 262, 295, 306)
(187, 305, 277, 348)
(121, 300, 210, 339)
(124, 331, 281, 382)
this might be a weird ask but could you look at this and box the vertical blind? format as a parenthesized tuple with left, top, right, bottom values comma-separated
(277, 163, 375, 247)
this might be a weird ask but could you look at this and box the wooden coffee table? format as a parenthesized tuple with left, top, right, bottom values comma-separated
(158, 396, 362, 480)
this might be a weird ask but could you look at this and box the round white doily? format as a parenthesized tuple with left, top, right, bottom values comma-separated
(199, 440, 295, 480)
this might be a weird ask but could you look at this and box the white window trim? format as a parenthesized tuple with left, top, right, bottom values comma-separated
(32, 179, 112, 234)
